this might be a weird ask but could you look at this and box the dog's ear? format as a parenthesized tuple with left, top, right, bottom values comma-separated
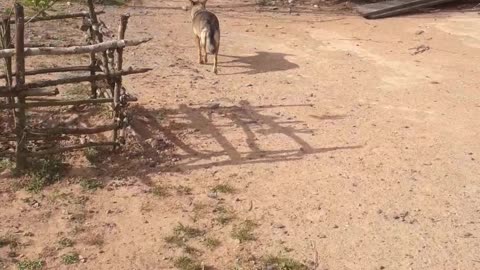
(189, 0, 195, 5)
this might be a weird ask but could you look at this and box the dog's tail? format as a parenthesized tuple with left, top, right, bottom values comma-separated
(201, 28, 217, 54)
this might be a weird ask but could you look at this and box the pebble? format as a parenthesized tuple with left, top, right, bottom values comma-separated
(208, 103, 220, 109)
(207, 191, 218, 199)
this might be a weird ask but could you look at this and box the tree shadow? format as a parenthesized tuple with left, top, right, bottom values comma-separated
(86, 101, 362, 185)
(219, 52, 299, 75)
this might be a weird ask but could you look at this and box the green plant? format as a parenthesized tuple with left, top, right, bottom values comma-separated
(70, 225, 85, 235)
(61, 252, 79, 265)
(173, 256, 202, 270)
(22, 0, 57, 11)
(58, 237, 74, 248)
(173, 223, 204, 238)
(2, 8, 13, 16)
(183, 245, 201, 255)
(80, 178, 103, 191)
(211, 184, 235, 194)
(26, 156, 65, 193)
(164, 234, 184, 247)
(48, 190, 70, 203)
(175, 185, 192, 195)
(0, 158, 13, 171)
(214, 206, 236, 225)
(263, 256, 308, 270)
(190, 203, 208, 222)
(231, 220, 257, 243)
(203, 237, 220, 250)
(83, 147, 100, 164)
(152, 185, 170, 197)
(17, 259, 44, 270)
(164, 223, 204, 247)
(69, 211, 87, 224)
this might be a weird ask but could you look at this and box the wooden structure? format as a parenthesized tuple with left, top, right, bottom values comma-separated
(356, 0, 457, 19)
(0, 1, 151, 170)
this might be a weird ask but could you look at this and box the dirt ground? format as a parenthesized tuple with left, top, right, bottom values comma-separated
(1, 0, 480, 269)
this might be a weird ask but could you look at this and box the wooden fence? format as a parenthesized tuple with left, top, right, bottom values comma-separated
(0, 0, 151, 170)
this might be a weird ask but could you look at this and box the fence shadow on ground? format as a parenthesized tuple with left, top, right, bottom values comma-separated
(84, 101, 362, 185)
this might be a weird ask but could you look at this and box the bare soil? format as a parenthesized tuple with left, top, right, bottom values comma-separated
(1, 0, 480, 269)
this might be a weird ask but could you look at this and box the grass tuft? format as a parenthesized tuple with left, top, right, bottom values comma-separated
(203, 237, 221, 250)
(173, 256, 203, 270)
(263, 255, 308, 270)
(26, 156, 65, 193)
(61, 252, 79, 265)
(231, 220, 257, 243)
(17, 260, 44, 270)
(58, 237, 74, 249)
(175, 185, 192, 195)
(211, 184, 235, 194)
(80, 178, 103, 191)
(164, 223, 204, 247)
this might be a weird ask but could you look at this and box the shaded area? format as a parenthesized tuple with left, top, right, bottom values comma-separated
(219, 52, 299, 75)
(85, 101, 361, 184)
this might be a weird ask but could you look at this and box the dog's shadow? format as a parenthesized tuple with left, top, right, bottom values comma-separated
(217, 51, 299, 75)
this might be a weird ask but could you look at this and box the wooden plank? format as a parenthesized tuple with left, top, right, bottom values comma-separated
(0, 98, 113, 109)
(0, 68, 152, 92)
(0, 88, 59, 97)
(356, 0, 458, 19)
(8, 11, 105, 24)
(0, 38, 151, 58)
(28, 124, 116, 135)
(28, 142, 118, 156)
(0, 65, 96, 80)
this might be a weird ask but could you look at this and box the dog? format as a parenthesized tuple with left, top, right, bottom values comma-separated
(190, 0, 220, 74)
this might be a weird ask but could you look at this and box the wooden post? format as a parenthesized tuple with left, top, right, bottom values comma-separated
(107, 48, 115, 97)
(14, 4, 27, 170)
(88, 25, 98, 98)
(1, 17, 15, 132)
(1, 18, 13, 100)
(86, 0, 111, 91)
(113, 14, 130, 149)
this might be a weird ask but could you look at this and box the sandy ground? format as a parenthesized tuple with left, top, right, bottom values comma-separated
(1, 0, 480, 269)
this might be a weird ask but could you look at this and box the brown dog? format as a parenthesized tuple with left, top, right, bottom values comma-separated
(190, 0, 220, 74)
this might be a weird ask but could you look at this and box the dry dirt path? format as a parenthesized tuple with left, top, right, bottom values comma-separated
(1, 0, 480, 269)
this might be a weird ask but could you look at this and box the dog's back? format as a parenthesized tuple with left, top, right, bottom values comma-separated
(190, 0, 220, 74)
(192, 10, 220, 54)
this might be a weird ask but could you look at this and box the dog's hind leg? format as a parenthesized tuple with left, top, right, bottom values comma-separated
(202, 30, 208, 64)
(213, 52, 218, 74)
(195, 35, 203, 64)
(213, 36, 219, 74)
